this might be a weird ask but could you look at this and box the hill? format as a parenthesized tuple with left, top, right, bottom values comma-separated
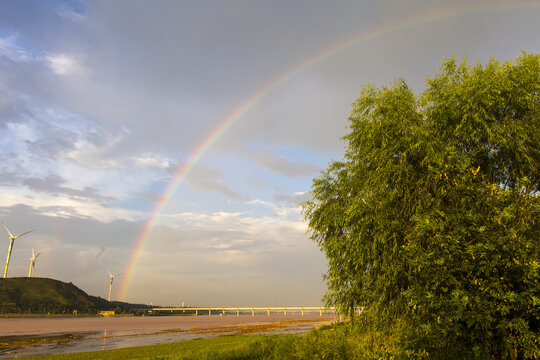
(0, 277, 150, 314)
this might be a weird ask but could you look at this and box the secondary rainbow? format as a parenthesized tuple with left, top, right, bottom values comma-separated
(117, 1, 540, 301)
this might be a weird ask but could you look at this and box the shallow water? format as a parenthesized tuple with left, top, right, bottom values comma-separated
(0, 316, 333, 358)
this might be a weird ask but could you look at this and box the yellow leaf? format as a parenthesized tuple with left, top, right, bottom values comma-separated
(472, 166, 480, 176)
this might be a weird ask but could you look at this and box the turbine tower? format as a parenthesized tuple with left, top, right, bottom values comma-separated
(2, 222, 34, 278)
(28, 246, 41, 277)
(107, 271, 121, 301)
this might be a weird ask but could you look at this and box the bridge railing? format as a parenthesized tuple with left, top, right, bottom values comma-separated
(147, 306, 363, 317)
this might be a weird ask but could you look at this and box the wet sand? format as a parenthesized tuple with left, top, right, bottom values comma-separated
(0, 314, 336, 357)
(1, 314, 335, 336)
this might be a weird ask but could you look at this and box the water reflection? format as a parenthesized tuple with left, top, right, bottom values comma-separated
(102, 330, 107, 351)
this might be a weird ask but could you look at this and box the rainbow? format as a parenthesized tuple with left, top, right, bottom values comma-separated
(117, 1, 540, 301)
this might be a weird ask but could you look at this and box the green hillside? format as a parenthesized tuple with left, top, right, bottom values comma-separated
(0, 277, 149, 314)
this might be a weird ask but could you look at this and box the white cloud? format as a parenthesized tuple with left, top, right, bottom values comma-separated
(247, 199, 301, 218)
(133, 155, 172, 169)
(46, 54, 80, 75)
(56, 7, 86, 23)
(0, 36, 35, 62)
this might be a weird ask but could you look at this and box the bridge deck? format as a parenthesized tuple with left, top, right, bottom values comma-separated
(147, 306, 362, 316)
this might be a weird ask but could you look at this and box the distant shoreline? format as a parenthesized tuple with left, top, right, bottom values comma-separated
(0, 313, 102, 318)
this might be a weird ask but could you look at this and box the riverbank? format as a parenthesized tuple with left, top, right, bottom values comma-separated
(0, 314, 336, 358)
(11, 321, 399, 360)
(0, 314, 104, 318)
(1, 314, 335, 336)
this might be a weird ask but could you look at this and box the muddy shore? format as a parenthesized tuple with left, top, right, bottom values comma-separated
(0, 314, 336, 357)
(1, 314, 336, 336)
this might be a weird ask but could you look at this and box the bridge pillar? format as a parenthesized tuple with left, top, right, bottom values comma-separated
(320, 307, 322, 316)
(284, 307, 287, 316)
(251, 307, 254, 316)
(267, 308, 270, 316)
(301, 307, 304, 316)
(236, 308, 239, 316)
(195, 308, 198, 316)
(209, 309, 211, 316)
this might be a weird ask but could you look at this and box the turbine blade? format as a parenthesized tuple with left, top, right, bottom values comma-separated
(13, 230, 34, 239)
(1, 223, 14, 238)
(114, 273, 122, 277)
(32, 246, 35, 257)
(35, 253, 41, 259)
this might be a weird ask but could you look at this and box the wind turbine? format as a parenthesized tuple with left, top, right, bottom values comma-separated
(2, 222, 34, 278)
(107, 271, 122, 301)
(28, 246, 41, 277)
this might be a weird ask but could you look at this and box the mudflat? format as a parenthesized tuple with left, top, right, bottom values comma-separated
(1, 314, 336, 336)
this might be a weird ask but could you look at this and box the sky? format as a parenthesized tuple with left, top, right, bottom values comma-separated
(0, 0, 539, 306)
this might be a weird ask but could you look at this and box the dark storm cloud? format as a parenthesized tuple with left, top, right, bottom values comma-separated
(3, 0, 538, 160)
(0, 0, 388, 158)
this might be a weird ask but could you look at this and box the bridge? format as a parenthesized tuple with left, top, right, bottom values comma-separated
(146, 306, 363, 317)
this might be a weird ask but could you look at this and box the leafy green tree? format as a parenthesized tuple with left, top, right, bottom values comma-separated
(303, 53, 539, 359)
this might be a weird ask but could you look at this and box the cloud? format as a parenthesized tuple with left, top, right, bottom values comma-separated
(0, 36, 82, 77)
(23, 173, 115, 203)
(56, 6, 86, 23)
(0, 203, 325, 305)
(0, 90, 34, 128)
(247, 199, 300, 218)
(247, 149, 319, 178)
(46, 54, 81, 75)
(25, 128, 78, 158)
(0, 36, 36, 63)
(0, 167, 26, 187)
(132, 155, 172, 169)
(165, 162, 249, 201)
(274, 190, 312, 206)
(188, 167, 249, 201)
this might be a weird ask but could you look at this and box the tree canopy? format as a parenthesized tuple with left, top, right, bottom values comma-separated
(303, 53, 539, 359)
